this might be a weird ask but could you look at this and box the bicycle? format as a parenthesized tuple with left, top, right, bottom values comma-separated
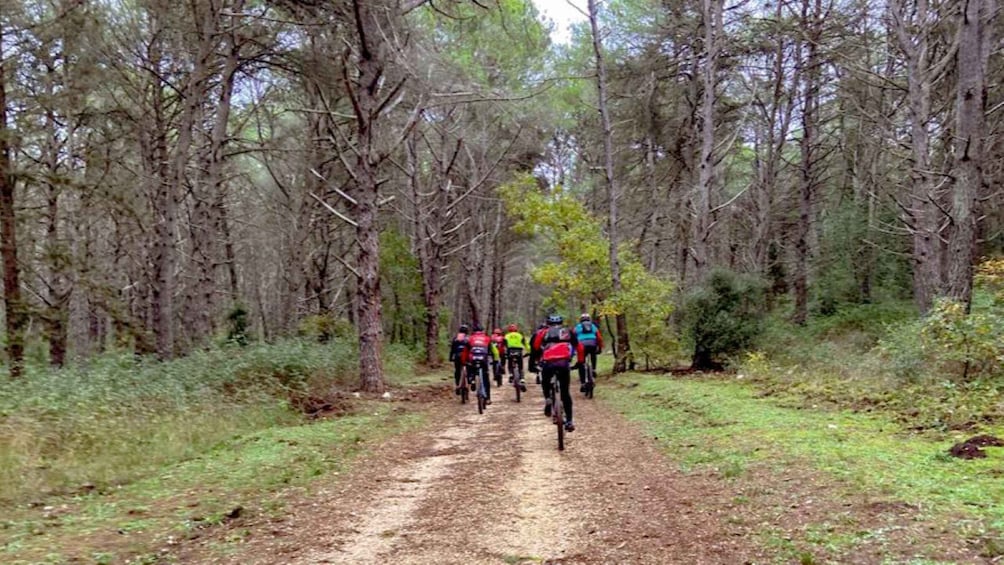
(507, 351, 526, 402)
(458, 365, 469, 404)
(582, 361, 595, 399)
(549, 372, 565, 451)
(473, 361, 490, 414)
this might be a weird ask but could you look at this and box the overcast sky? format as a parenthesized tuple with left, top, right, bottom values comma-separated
(531, 0, 588, 44)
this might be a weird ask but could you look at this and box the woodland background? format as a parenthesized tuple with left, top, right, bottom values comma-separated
(0, 0, 1001, 387)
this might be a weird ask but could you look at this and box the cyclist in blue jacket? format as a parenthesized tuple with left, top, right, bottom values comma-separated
(573, 314, 604, 392)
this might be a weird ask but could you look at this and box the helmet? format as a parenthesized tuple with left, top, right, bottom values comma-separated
(507, 323, 518, 332)
(580, 313, 591, 322)
(459, 324, 470, 333)
(537, 322, 547, 330)
(493, 327, 502, 335)
(547, 314, 563, 325)
(473, 323, 484, 332)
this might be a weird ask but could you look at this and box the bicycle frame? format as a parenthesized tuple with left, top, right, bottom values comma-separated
(550, 372, 565, 450)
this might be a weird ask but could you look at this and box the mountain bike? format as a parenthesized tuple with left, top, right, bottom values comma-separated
(549, 372, 565, 451)
(458, 365, 469, 404)
(473, 361, 490, 414)
(507, 350, 525, 402)
(582, 361, 595, 399)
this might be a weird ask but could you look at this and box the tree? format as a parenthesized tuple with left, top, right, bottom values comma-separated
(946, 0, 995, 308)
(587, 0, 632, 372)
(0, 22, 26, 377)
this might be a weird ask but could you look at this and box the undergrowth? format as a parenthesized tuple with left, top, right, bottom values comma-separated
(746, 300, 1004, 431)
(0, 338, 420, 506)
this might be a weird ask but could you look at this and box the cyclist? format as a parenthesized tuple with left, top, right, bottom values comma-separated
(464, 324, 497, 405)
(532, 314, 583, 432)
(528, 322, 548, 384)
(491, 328, 507, 386)
(503, 323, 529, 390)
(448, 324, 470, 395)
(574, 313, 604, 392)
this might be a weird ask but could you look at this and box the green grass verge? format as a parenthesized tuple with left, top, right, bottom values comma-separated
(603, 373, 1004, 562)
(0, 404, 425, 564)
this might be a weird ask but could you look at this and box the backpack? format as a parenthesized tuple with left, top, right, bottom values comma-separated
(468, 334, 490, 362)
(580, 321, 594, 333)
(540, 327, 573, 363)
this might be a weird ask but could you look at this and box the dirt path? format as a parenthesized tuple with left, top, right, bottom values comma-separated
(182, 377, 762, 564)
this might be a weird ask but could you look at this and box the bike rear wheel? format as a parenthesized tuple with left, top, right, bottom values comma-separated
(586, 364, 595, 398)
(552, 383, 564, 451)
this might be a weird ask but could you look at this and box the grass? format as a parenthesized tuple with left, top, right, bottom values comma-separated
(603, 373, 1004, 562)
(0, 337, 432, 563)
(1, 405, 424, 564)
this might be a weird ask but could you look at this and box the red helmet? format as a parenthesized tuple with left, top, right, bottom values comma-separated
(492, 327, 503, 335)
(507, 323, 518, 332)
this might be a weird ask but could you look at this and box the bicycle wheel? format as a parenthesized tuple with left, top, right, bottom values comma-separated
(476, 367, 485, 414)
(552, 381, 564, 451)
(586, 364, 595, 399)
(514, 378, 521, 403)
(461, 382, 468, 404)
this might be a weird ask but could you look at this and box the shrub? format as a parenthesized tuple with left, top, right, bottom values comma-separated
(683, 269, 768, 370)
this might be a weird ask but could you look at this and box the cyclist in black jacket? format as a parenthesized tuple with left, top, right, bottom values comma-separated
(448, 324, 470, 395)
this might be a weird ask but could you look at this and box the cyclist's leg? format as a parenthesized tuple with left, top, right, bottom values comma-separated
(558, 365, 573, 424)
(454, 360, 463, 388)
(540, 363, 554, 414)
(589, 347, 598, 373)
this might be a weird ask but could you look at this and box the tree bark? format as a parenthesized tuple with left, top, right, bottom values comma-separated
(0, 33, 25, 377)
(793, 0, 822, 326)
(946, 0, 994, 308)
(347, 0, 398, 392)
(588, 0, 632, 372)
(890, 0, 952, 312)
(689, 0, 722, 281)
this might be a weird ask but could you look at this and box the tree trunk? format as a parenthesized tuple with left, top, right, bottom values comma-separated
(348, 0, 396, 392)
(793, 0, 822, 326)
(689, 0, 722, 281)
(890, 0, 952, 313)
(946, 0, 994, 308)
(0, 34, 25, 377)
(588, 0, 632, 372)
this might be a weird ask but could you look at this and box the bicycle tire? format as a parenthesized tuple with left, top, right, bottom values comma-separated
(586, 364, 595, 399)
(515, 381, 521, 402)
(461, 384, 468, 404)
(478, 394, 484, 414)
(557, 409, 565, 451)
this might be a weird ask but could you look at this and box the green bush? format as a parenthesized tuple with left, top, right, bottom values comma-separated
(682, 269, 768, 370)
(877, 298, 1004, 381)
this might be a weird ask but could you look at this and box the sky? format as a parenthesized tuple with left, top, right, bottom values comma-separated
(531, 0, 588, 44)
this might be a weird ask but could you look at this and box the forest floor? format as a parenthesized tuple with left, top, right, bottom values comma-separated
(171, 371, 998, 565)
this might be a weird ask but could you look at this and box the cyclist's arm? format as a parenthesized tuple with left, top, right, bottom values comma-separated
(597, 328, 604, 352)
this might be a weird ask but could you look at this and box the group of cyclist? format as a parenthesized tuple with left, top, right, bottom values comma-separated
(448, 313, 604, 433)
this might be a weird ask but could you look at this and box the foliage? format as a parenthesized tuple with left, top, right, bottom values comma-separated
(225, 303, 250, 346)
(742, 296, 1004, 431)
(380, 228, 425, 346)
(498, 174, 678, 365)
(682, 269, 768, 369)
(0, 338, 417, 506)
(297, 314, 354, 343)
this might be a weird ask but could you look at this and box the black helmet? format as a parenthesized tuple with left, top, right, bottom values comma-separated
(547, 314, 563, 325)
(473, 323, 484, 332)
(459, 324, 470, 333)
